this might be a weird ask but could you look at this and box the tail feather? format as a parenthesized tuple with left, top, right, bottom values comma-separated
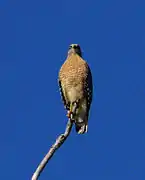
(75, 122, 88, 134)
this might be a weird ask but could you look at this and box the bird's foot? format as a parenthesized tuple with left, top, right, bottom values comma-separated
(67, 110, 72, 118)
(67, 111, 74, 121)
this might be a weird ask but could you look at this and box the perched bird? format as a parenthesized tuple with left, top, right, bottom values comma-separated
(58, 44, 93, 134)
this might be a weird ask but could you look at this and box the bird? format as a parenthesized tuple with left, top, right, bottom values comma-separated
(58, 44, 93, 134)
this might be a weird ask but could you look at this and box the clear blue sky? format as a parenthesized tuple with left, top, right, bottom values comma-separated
(0, 0, 145, 179)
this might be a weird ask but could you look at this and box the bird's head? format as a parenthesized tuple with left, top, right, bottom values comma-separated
(68, 44, 82, 57)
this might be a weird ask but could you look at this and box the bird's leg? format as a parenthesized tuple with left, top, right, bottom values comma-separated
(66, 102, 78, 121)
(67, 110, 72, 118)
(67, 111, 74, 123)
(66, 102, 73, 119)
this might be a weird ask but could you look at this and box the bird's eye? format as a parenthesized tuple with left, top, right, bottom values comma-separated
(69, 46, 72, 49)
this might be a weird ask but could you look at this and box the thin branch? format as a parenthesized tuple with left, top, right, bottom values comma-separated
(31, 119, 73, 180)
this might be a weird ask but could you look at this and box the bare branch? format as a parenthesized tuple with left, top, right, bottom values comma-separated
(31, 119, 73, 180)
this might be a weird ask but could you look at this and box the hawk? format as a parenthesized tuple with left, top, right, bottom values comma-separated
(58, 44, 93, 134)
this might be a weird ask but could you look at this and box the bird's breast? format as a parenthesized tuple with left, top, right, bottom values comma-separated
(67, 86, 83, 103)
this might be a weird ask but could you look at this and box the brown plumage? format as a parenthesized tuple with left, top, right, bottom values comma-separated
(58, 44, 93, 134)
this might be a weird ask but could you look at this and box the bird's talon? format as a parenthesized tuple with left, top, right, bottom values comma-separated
(67, 111, 72, 118)
(67, 111, 75, 122)
(70, 113, 73, 120)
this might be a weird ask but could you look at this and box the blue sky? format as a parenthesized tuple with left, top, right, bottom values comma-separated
(0, 0, 145, 179)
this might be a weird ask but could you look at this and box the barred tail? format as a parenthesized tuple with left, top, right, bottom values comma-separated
(75, 122, 88, 134)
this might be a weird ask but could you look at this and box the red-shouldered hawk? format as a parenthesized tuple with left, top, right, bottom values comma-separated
(58, 44, 93, 134)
